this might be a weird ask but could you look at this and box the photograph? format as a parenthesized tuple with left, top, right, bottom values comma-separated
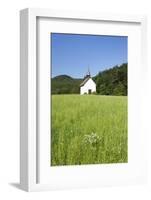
(51, 33, 128, 166)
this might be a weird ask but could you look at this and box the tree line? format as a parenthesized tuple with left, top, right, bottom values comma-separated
(93, 63, 127, 96)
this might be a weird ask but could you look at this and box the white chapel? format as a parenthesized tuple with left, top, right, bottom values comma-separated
(80, 69, 96, 95)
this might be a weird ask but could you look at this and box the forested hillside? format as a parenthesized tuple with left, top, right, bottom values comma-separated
(93, 63, 127, 96)
(51, 63, 127, 96)
(51, 75, 82, 94)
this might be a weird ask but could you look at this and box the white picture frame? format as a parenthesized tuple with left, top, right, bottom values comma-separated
(20, 8, 147, 192)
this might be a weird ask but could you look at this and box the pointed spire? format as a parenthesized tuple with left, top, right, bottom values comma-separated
(86, 65, 91, 77)
(87, 65, 91, 77)
(83, 66, 91, 80)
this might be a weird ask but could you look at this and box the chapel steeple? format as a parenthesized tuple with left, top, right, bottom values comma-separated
(84, 67, 91, 79)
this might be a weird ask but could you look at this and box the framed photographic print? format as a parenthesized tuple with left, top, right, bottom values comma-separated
(20, 8, 147, 191)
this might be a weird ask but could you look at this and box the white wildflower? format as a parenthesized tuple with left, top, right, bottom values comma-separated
(83, 132, 102, 147)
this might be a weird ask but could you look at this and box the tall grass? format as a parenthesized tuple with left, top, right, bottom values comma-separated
(51, 95, 127, 166)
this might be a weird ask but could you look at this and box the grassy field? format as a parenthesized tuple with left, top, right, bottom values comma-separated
(51, 95, 127, 166)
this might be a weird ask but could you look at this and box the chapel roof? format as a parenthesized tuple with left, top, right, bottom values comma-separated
(80, 76, 91, 87)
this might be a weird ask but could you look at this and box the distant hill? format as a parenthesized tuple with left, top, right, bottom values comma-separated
(51, 63, 127, 95)
(51, 75, 82, 94)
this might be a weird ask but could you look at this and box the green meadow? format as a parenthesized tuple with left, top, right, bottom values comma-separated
(51, 95, 127, 166)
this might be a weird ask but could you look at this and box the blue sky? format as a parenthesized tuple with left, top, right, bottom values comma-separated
(51, 33, 127, 78)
